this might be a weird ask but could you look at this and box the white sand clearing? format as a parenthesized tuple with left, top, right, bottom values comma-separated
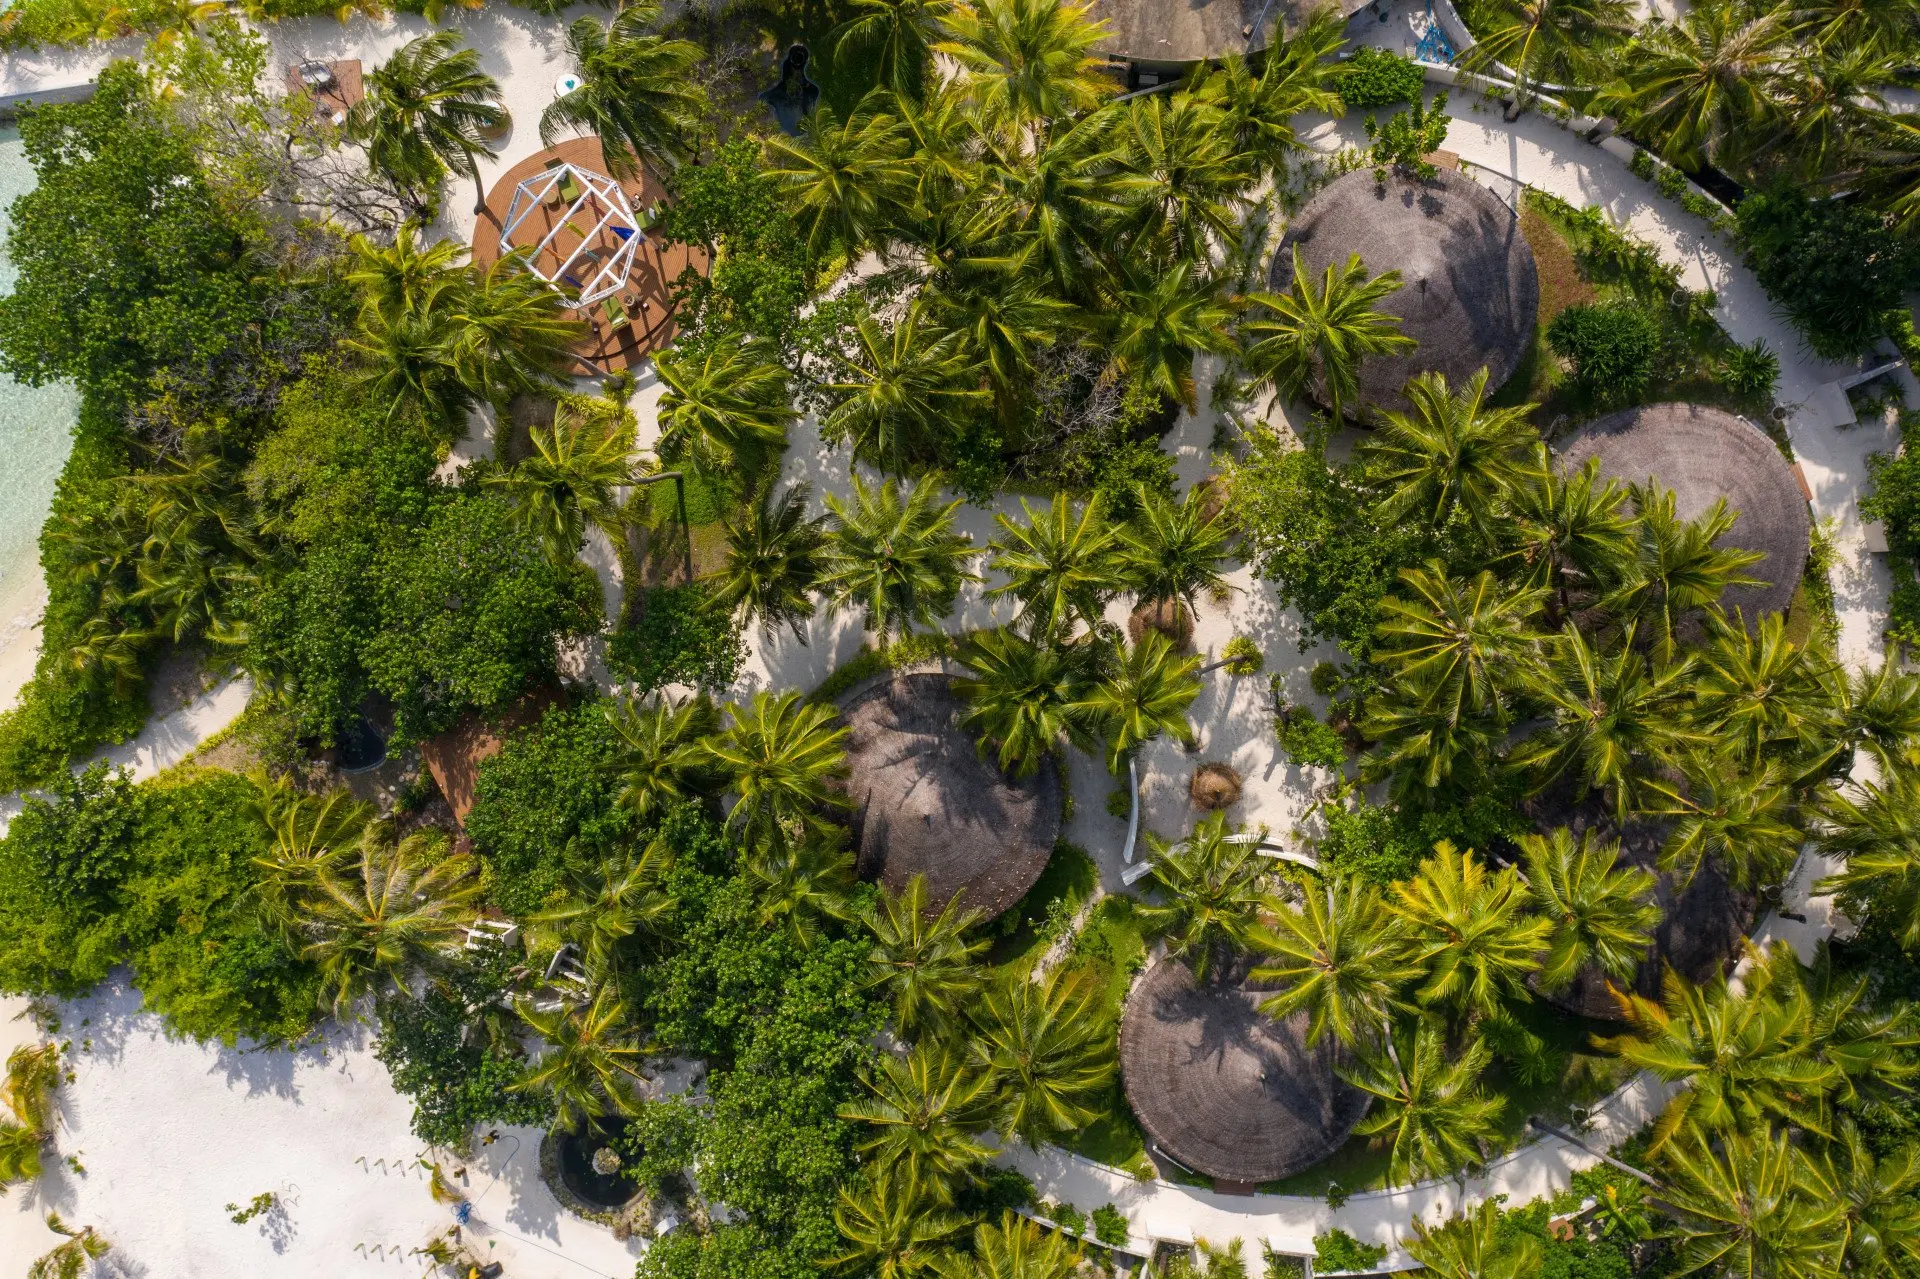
(0, 982, 647, 1279)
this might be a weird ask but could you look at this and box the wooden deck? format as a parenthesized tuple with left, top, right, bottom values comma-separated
(473, 136, 709, 374)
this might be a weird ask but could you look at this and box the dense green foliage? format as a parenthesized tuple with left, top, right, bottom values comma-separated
(607, 585, 748, 695)
(1735, 189, 1920, 361)
(1547, 302, 1661, 403)
(1336, 48, 1426, 108)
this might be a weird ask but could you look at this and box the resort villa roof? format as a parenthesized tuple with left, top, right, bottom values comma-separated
(1274, 168, 1540, 417)
(1087, 0, 1372, 64)
(1529, 792, 1758, 1021)
(1120, 958, 1368, 1185)
(1559, 402, 1811, 623)
(840, 672, 1062, 920)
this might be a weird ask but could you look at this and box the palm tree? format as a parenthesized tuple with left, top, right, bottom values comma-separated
(485, 400, 633, 565)
(1462, 0, 1634, 115)
(249, 780, 374, 942)
(1363, 668, 1511, 796)
(1818, 763, 1920, 949)
(1342, 1024, 1504, 1186)
(971, 965, 1116, 1148)
(1512, 624, 1704, 821)
(1407, 1200, 1542, 1279)
(346, 222, 467, 319)
(515, 984, 652, 1130)
(821, 306, 989, 474)
(1599, 0, 1791, 173)
(936, 0, 1115, 144)
(1388, 844, 1552, 1020)
(714, 483, 830, 641)
(830, 1165, 969, 1279)
(934, 1211, 1083, 1279)
(954, 627, 1096, 776)
(829, 0, 957, 99)
(1251, 876, 1419, 1049)
(1837, 658, 1920, 773)
(344, 291, 470, 439)
(987, 492, 1125, 643)
(1243, 246, 1412, 422)
(1800, 1124, 1920, 1279)
(654, 337, 794, 479)
(1120, 483, 1232, 624)
(707, 691, 849, 847)
(1073, 630, 1202, 771)
(1114, 90, 1258, 261)
(27, 1216, 110, 1279)
(1518, 828, 1660, 992)
(1594, 950, 1838, 1152)
(840, 1041, 995, 1193)
(746, 829, 857, 946)
(1373, 564, 1543, 730)
(1500, 452, 1636, 621)
(1103, 256, 1234, 412)
(526, 837, 675, 974)
(1644, 750, 1800, 890)
(1192, 17, 1345, 180)
(764, 98, 918, 258)
(604, 692, 722, 820)
(1793, 944, 1920, 1116)
(350, 32, 507, 217)
(1605, 484, 1765, 659)
(1692, 611, 1839, 769)
(542, 4, 704, 183)
(1136, 813, 1270, 981)
(1657, 1126, 1843, 1279)
(925, 277, 1079, 422)
(0, 1121, 42, 1188)
(451, 255, 583, 409)
(864, 874, 990, 1036)
(1365, 369, 1538, 543)
(298, 828, 482, 1014)
(4, 1044, 61, 1136)
(989, 105, 1124, 296)
(821, 474, 978, 640)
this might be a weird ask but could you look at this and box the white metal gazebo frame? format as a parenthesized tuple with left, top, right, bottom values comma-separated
(498, 162, 642, 309)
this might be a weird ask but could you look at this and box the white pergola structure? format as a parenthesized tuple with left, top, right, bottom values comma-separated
(499, 162, 642, 310)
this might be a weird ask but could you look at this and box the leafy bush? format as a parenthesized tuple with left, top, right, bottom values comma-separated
(1317, 785, 1426, 885)
(1337, 48, 1425, 108)
(1654, 165, 1687, 199)
(616, 1097, 704, 1193)
(375, 951, 551, 1149)
(464, 697, 637, 916)
(0, 762, 140, 995)
(1365, 94, 1451, 179)
(1040, 1200, 1086, 1235)
(1720, 338, 1780, 401)
(1547, 302, 1660, 401)
(1278, 707, 1347, 769)
(1628, 149, 1658, 181)
(1313, 1228, 1387, 1273)
(1091, 1203, 1130, 1247)
(365, 489, 601, 745)
(1735, 188, 1920, 360)
(662, 137, 812, 356)
(607, 585, 747, 695)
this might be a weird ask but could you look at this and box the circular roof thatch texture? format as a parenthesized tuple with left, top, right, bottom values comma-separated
(1527, 790, 1759, 1021)
(1558, 403, 1809, 623)
(1120, 959, 1368, 1183)
(1087, 0, 1372, 64)
(1273, 168, 1539, 417)
(841, 672, 1061, 920)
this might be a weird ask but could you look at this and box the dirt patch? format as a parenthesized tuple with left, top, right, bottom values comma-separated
(1521, 206, 1596, 324)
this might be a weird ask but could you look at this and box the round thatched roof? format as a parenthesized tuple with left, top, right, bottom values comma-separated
(1120, 958, 1368, 1184)
(841, 672, 1061, 920)
(1527, 789, 1758, 1021)
(1087, 0, 1372, 64)
(1273, 168, 1540, 417)
(1559, 403, 1809, 622)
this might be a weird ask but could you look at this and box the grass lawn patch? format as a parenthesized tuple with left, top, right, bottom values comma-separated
(985, 841, 1101, 972)
(1051, 895, 1155, 1179)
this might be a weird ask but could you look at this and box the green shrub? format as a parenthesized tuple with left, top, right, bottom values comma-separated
(1720, 338, 1780, 401)
(1337, 48, 1425, 108)
(1312, 1228, 1387, 1273)
(607, 584, 746, 695)
(1365, 93, 1450, 179)
(1547, 302, 1660, 401)
(1628, 148, 1658, 181)
(464, 697, 637, 917)
(1310, 662, 1344, 697)
(0, 761, 140, 995)
(1278, 707, 1346, 770)
(1654, 165, 1687, 199)
(1040, 1201, 1086, 1235)
(1680, 189, 1725, 225)
(1735, 187, 1920, 360)
(1091, 1204, 1130, 1247)
(1105, 785, 1134, 820)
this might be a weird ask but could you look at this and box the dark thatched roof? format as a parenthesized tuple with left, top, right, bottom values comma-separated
(1120, 958, 1368, 1183)
(1273, 167, 1539, 417)
(1088, 0, 1371, 65)
(1558, 403, 1810, 624)
(1527, 788, 1758, 1021)
(840, 672, 1061, 921)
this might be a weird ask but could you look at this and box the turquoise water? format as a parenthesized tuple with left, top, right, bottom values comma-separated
(0, 123, 78, 629)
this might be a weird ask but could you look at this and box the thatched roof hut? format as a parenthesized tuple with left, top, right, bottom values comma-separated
(1273, 168, 1540, 417)
(1528, 791, 1758, 1020)
(841, 672, 1062, 920)
(1558, 403, 1810, 623)
(1088, 0, 1371, 66)
(1120, 958, 1368, 1184)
